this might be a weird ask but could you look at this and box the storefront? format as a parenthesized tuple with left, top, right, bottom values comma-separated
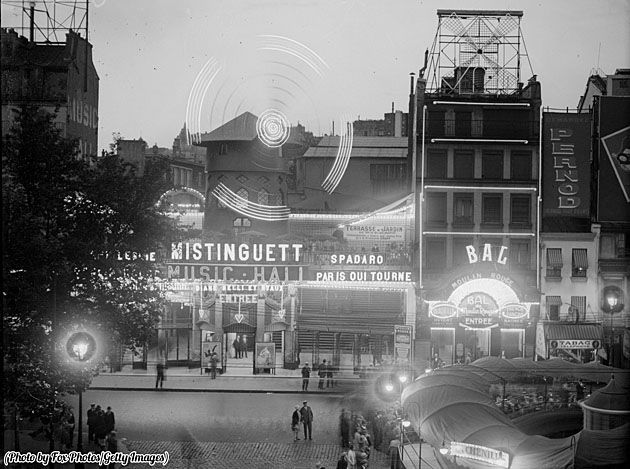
(535, 322, 604, 363)
(424, 262, 537, 365)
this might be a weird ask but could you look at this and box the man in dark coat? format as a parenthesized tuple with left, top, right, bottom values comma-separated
(156, 362, 165, 389)
(233, 335, 241, 358)
(299, 400, 313, 440)
(318, 360, 327, 390)
(86, 403, 97, 443)
(104, 406, 115, 433)
(291, 405, 301, 441)
(94, 406, 107, 449)
(301, 362, 311, 391)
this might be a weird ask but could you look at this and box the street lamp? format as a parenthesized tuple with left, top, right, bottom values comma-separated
(66, 331, 97, 466)
(603, 287, 624, 366)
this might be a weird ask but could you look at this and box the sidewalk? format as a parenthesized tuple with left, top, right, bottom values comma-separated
(89, 365, 364, 394)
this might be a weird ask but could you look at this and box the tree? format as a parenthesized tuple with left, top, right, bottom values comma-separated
(2, 105, 177, 431)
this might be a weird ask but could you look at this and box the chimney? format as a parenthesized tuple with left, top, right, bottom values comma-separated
(409, 73, 416, 95)
(392, 102, 394, 113)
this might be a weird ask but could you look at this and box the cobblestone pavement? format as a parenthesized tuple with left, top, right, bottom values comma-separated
(123, 441, 390, 469)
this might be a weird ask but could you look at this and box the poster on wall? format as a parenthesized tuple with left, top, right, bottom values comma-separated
(343, 225, 405, 242)
(201, 341, 222, 369)
(255, 342, 276, 372)
(394, 325, 413, 366)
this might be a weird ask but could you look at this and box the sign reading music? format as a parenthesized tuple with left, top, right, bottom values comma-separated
(166, 264, 305, 282)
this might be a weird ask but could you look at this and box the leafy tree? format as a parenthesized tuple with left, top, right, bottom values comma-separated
(2, 106, 177, 434)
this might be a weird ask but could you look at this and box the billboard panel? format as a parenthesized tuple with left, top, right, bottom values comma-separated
(542, 112, 591, 218)
(598, 96, 630, 222)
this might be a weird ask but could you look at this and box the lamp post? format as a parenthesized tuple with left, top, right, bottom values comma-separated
(66, 331, 97, 469)
(603, 288, 623, 367)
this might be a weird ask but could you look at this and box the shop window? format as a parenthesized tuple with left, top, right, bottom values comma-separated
(219, 143, 228, 155)
(510, 194, 531, 226)
(425, 238, 446, 271)
(482, 194, 502, 225)
(453, 193, 474, 226)
(510, 150, 532, 180)
(482, 150, 503, 179)
(571, 248, 588, 278)
(546, 248, 563, 278)
(426, 192, 447, 225)
(453, 150, 474, 179)
(426, 150, 447, 178)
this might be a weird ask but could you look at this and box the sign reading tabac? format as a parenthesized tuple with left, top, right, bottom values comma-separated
(542, 113, 591, 217)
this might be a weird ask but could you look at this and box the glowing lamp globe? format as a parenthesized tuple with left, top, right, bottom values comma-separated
(66, 331, 97, 362)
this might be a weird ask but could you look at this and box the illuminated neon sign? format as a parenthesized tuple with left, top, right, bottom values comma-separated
(466, 244, 508, 265)
(170, 242, 303, 263)
(449, 442, 509, 468)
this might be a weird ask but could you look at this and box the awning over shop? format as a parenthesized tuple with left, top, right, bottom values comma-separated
(572, 248, 588, 269)
(546, 248, 563, 267)
(545, 323, 603, 341)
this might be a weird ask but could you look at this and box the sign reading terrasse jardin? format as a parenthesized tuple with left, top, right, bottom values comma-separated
(343, 225, 405, 242)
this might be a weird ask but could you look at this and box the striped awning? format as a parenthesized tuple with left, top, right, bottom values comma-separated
(545, 323, 603, 341)
(546, 296, 562, 306)
(572, 249, 588, 269)
(547, 248, 563, 267)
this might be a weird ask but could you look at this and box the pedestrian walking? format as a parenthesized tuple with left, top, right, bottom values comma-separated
(301, 362, 311, 391)
(94, 406, 107, 450)
(300, 400, 313, 440)
(87, 403, 97, 443)
(156, 361, 165, 389)
(327, 362, 334, 388)
(292, 405, 301, 441)
(106, 431, 118, 469)
(233, 335, 241, 358)
(339, 408, 351, 447)
(318, 360, 327, 390)
(240, 335, 248, 358)
(104, 406, 115, 433)
(210, 352, 218, 379)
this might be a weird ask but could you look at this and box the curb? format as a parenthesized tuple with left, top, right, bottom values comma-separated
(87, 387, 351, 395)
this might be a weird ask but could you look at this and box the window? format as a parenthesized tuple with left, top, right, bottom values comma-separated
(546, 296, 561, 321)
(482, 151, 503, 179)
(510, 194, 531, 226)
(510, 150, 532, 180)
(510, 240, 530, 269)
(257, 188, 269, 205)
(546, 248, 563, 278)
(426, 150, 447, 178)
(455, 111, 472, 137)
(453, 238, 473, 267)
(427, 111, 445, 136)
(425, 238, 446, 271)
(453, 193, 474, 225)
(482, 194, 502, 224)
(426, 192, 447, 224)
(453, 150, 474, 179)
(570, 296, 586, 321)
(219, 143, 228, 155)
(370, 164, 407, 195)
(572, 249, 588, 277)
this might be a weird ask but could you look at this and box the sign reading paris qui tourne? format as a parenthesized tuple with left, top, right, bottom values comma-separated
(542, 112, 591, 217)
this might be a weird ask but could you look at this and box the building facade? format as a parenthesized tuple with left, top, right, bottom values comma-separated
(1, 28, 99, 159)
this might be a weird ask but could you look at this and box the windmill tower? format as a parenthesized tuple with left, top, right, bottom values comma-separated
(425, 10, 534, 95)
(1, 0, 89, 44)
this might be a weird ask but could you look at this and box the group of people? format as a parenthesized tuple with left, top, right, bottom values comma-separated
(301, 359, 335, 392)
(231, 334, 249, 358)
(28, 405, 76, 452)
(336, 410, 372, 469)
(87, 403, 116, 451)
(291, 400, 314, 441)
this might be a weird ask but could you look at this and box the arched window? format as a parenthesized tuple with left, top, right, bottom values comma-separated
(258, 188, 269, 205)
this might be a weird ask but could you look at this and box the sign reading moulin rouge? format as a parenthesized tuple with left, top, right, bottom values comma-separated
(543, 113, 591, 217)
(170, 242, 303, 263)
